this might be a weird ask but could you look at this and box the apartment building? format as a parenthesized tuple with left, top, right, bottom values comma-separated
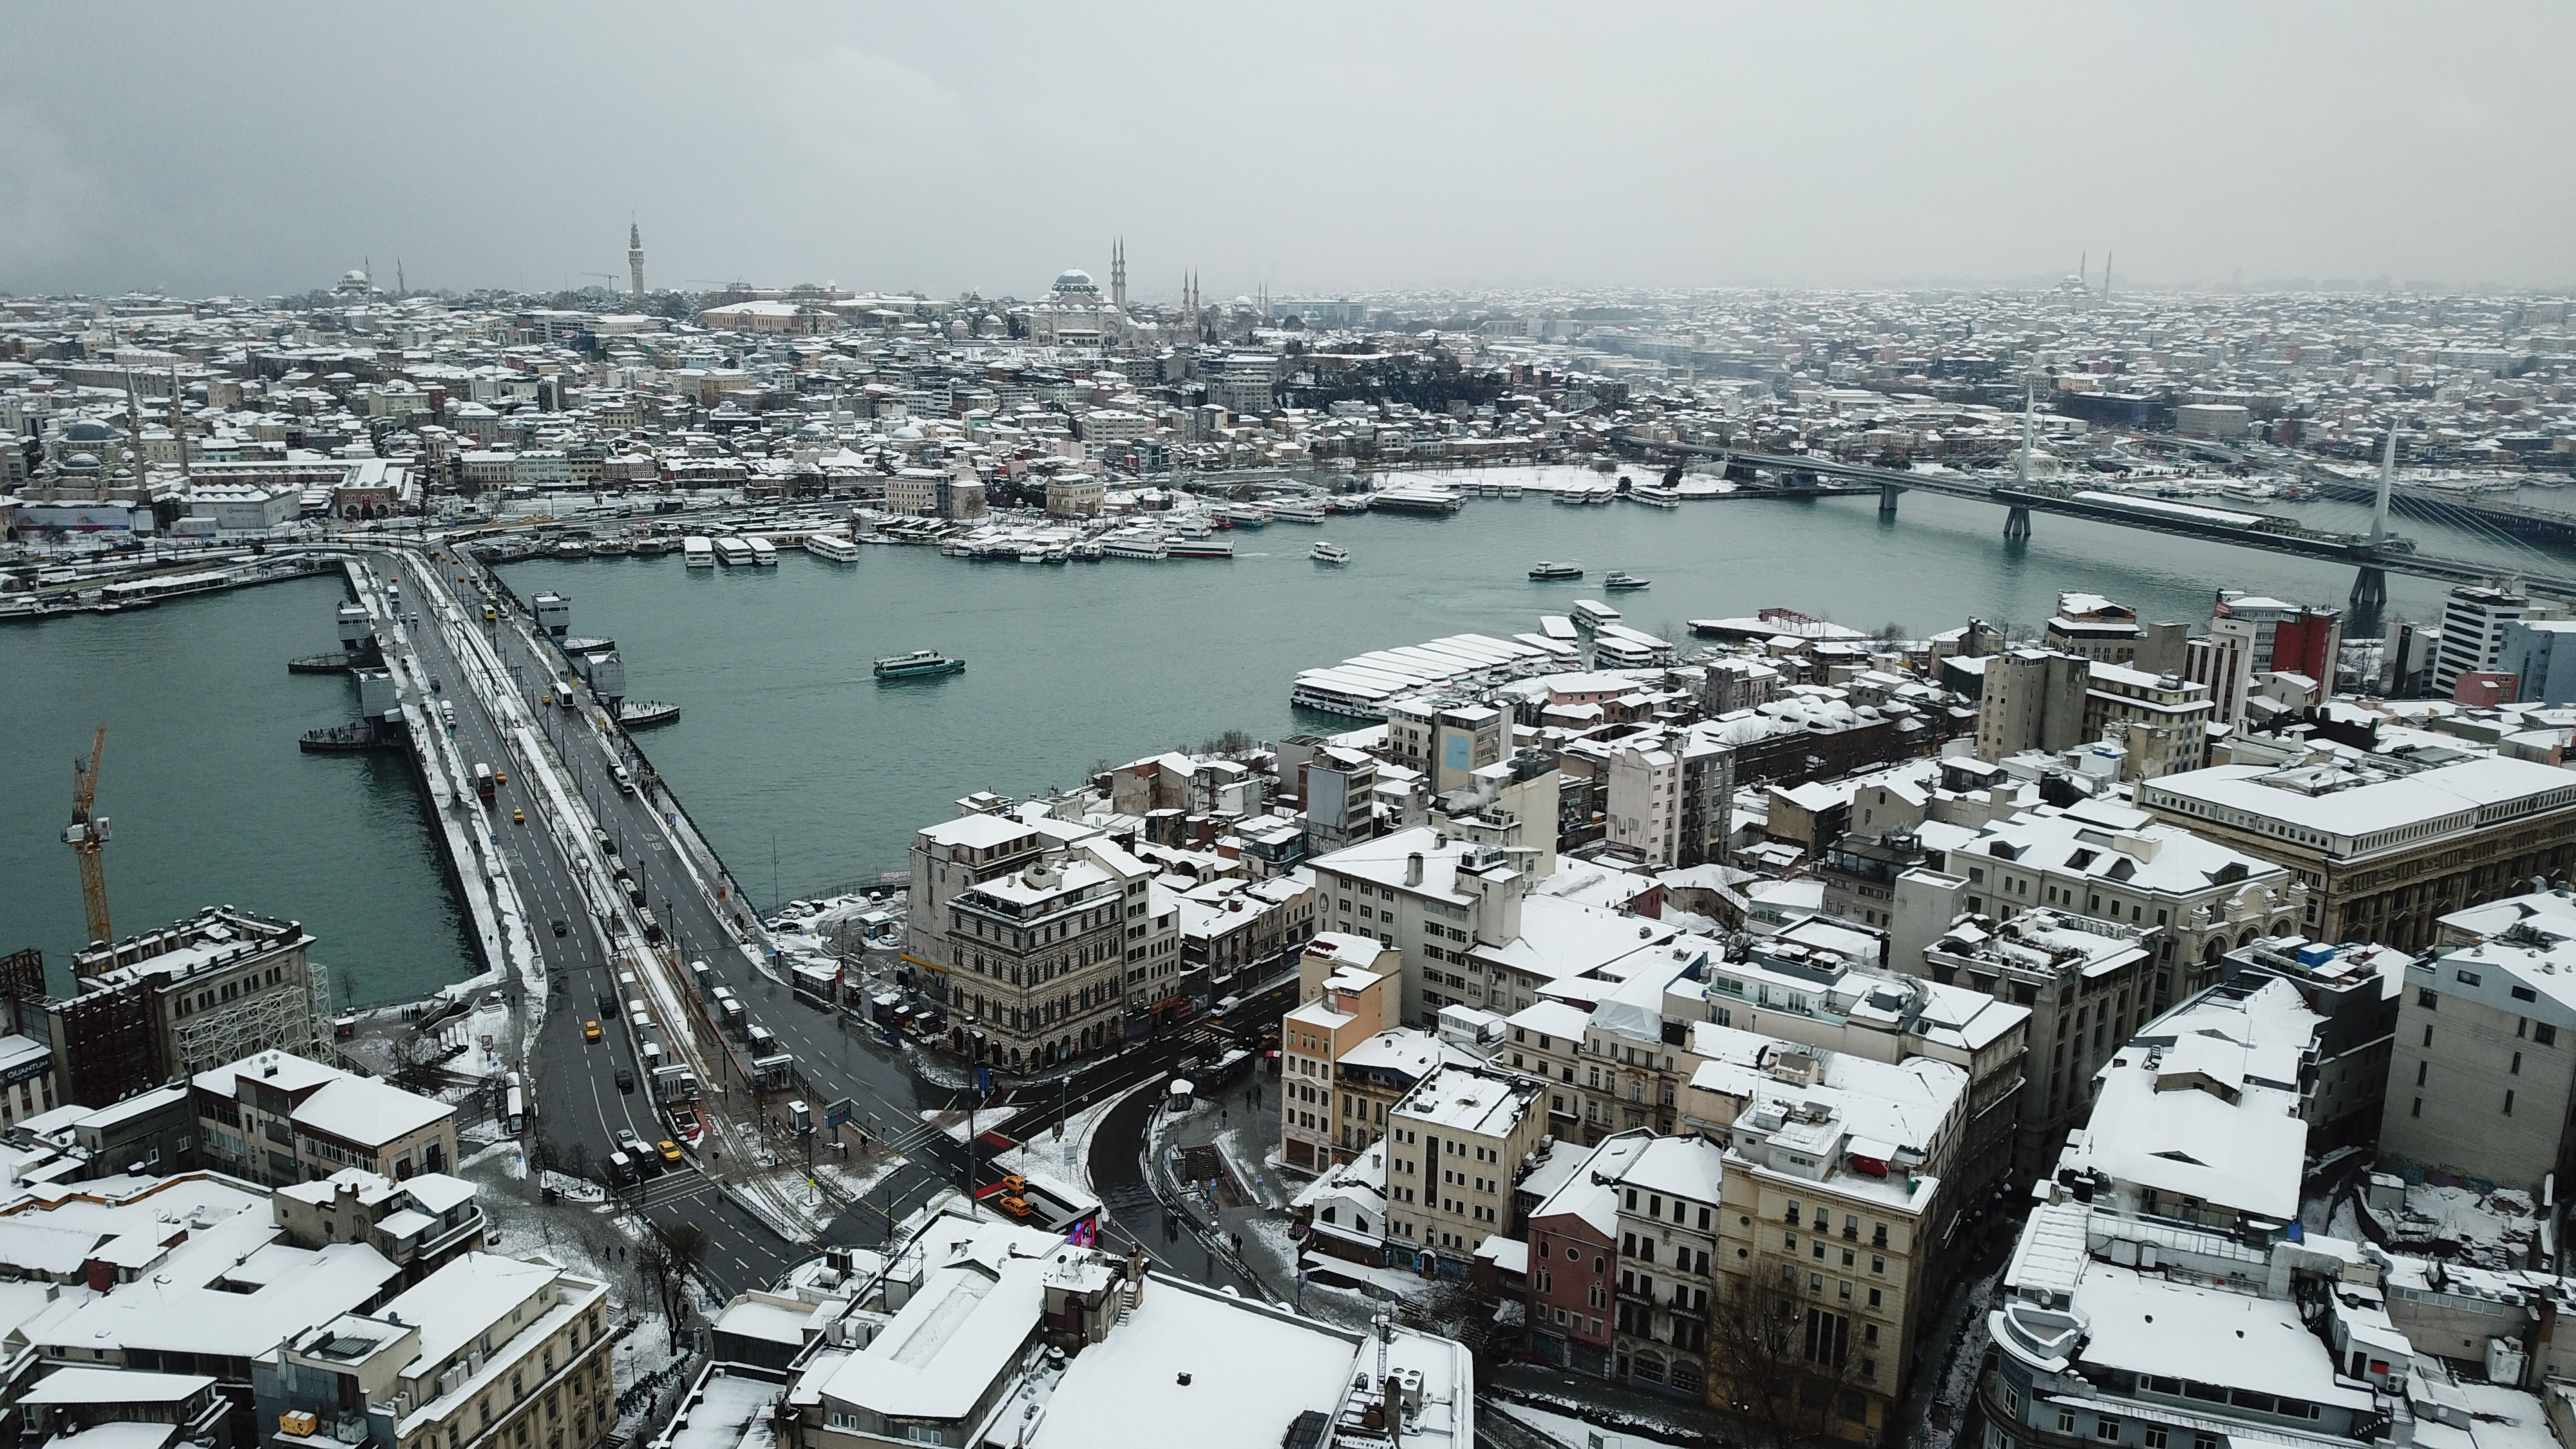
(1386, 700, 1508, 795)
(55, 905, 327, 1106)
(1606, 745, 1683, 867)
(2379, 891, 2576, 1193)
(255, 1253, 614, 1449)
(2222, 935, 2409, 1150)
(1915, 795, 2300, 1012)
(1177, 875, 1316, 998)
(1280, 937, 1399, 1171)
(2043, 592, 2185, 672)
(1701, 1031, 1964, 1443)
(2055, 975, 2313, 1232)
(272, 1168, 488, 1285)
(2434, 582, 2530, 692)
(2079, 663, 2213, 779)
(947, 851, 1135, 1071)
(1385, 1065, 1546, 1271)
(1524, 1134, 1641, 1378)
(1294, 742, 1379, 855)
(1920, 911, 2152, 1175)
(903, 810, 1048, 984)
(1598, 1135, 1727, 1400)
(1973, 650, 2089, 762)
(193, 1050, 457, 1186)
(1309, 828, 1528, 1028)
(1694, 925, 2027, 1220)
(1984, 1191, 2403, 1449)
(2138, 753, 2576, 954)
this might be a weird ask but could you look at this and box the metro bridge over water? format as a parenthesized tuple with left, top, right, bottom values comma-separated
(1612, 430, 2576, 611)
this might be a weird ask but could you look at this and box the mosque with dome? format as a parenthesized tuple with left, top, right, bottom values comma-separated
(1016, 242, 1178, 348)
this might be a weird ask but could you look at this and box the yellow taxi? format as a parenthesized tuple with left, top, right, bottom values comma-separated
(582, 1019, 601, 1043)
(656, 1140, 684, 1166)
(511, 808, 525, 825)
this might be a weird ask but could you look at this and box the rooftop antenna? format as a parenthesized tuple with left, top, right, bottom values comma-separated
(2372, 424, 2397, 545)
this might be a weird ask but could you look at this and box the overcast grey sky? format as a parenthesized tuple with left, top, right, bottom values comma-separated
(4, 3, 2569, 300)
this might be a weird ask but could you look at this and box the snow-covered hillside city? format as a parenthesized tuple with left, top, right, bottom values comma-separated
(7, 8, 2576, 1449)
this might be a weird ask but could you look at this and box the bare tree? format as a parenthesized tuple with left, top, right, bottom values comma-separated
(1709, 1269, 1879, 1449)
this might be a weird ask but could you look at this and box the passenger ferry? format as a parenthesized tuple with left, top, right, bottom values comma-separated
(1311, 541, 1351, 565)
(1101, 535, 1169, 560)
(1528, 561, 1584, 582)
(1325, 495, 1373, 515)
(1217, 503, 1272, 529)
(1370, 484, 1463, 515)
(1626, 487, 1681, 508)
(631, 536, 674, 558)
(1571, 598, 1624, 630)
(1269, 498, 1328, 524)
(1069, 540, 1106, 562)
(1603, 571, 1650, 591)
(683, 536, 715, 568)
(874, 650, 965, 681)
(804, 532, 862, 562)
(1168, 538, 1235, 560)
(745, 536, 780, 567)
(713, 536, 754, 567)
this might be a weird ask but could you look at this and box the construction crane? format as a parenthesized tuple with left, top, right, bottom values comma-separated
(62, 727, 111, 945)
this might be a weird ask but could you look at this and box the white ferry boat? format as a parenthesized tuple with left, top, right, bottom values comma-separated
(1168, 538, 1235, 560)
(1571, 598, 1623, 630)
(804, 532, 861, 562)
(683, 536, 715, 569)
(1498, 483, 1523, 499)
(714, 536, 754, 567)
(1603, 571, 1649, 591)
(1627, 486, 1681, 508)
(1528, 561, 1584, 582)
(1325, 495, 1373, 515)
(745, 536, 779, 567)
(1269, 498, 1328, 524)
(1217, 503, 1272, 529)
(1311, 541, 1351, 565)
(1371, 484, 1463, 515)
(1101, 535, 1169, 560)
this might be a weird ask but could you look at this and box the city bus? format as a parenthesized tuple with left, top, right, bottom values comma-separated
(474, 763, 495, 802)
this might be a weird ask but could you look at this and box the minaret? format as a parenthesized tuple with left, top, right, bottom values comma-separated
(2102, 248, 2113, 301)
(1111, 239, 1126, 312)
(629, 222, 647, 297)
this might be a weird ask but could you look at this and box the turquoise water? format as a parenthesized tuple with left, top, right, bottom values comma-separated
(0, 471, 2521, 1003)
(0, 574, 471, 1005)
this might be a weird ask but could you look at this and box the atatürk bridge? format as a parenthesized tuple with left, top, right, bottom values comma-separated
(1613, 430, 2576, 611)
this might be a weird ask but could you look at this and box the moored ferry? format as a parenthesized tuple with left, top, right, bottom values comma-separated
(713, 536, 753, 567)
(804, 532, 862, 562)
(682, 536, 715, 568)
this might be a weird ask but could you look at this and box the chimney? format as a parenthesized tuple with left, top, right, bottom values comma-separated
(1405, 854, 1424, 887)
